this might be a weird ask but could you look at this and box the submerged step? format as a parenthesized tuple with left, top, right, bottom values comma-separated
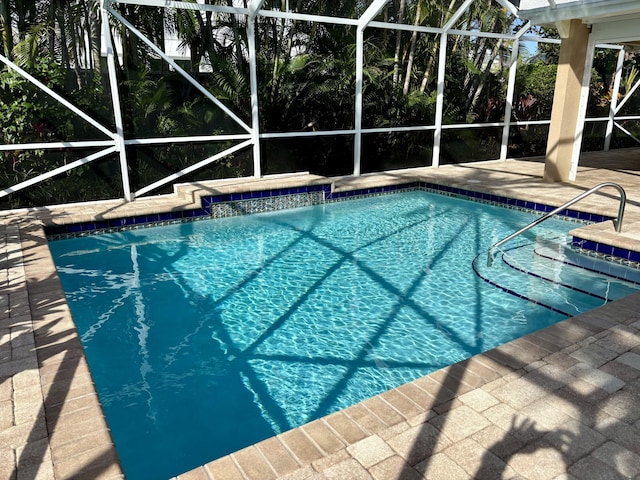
(472, 240, 640, 317)
(535, 244, 640, 284)
(501, 243, 640, 303)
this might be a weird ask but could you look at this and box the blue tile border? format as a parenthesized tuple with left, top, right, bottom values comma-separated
(44, 209, 210, 238)
(572, 237, 640, 265)
(44, 181, 614, 242)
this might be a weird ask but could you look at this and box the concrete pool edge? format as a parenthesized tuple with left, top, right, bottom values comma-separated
(31, 168, 640, 262)
(2, 219, 124, 479)
(2, 156, 640, 479)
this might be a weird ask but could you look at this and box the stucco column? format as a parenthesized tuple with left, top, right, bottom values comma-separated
(543, 19, 591, 182)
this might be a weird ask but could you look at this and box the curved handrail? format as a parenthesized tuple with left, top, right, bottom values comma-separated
(487, 182, 626, 267)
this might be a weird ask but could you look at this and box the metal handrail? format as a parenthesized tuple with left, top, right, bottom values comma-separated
(487, 182, 627, 267)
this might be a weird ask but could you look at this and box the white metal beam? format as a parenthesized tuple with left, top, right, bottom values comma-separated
(447, 28, 520, 40)
(260, 129, 356, 138)
(258, 10, 359, 26)
(0, 54, 114, 138)
(500, 39, 521, 160)
(248, 0, 266, 19)
(113, 0, 247, 15)
(519, 0, 640, 25)
(135, 140, 253, 197)
(604, 47, 625, 151)
(359, 0, 390, 28)
(614, 122, 640, 145)
(569, 34, 596, 181)
(0, 146, 118, 198)
(615, 76, 640, 114)
(432, 33, 448, 168)
(613, 115, 640, 121)
(116, 0, 359, 27)
(123, 134, 251, 145)
(108, 7, 252, 134)
(494, 0, 519, 17)
(370, 20, 523, 41)
(368, 21, 441, 35)
(443, 0, 474, 32)
(102, 1, 133, 201)
(515, 20, 532, 39)
(0, 141, 115, 151)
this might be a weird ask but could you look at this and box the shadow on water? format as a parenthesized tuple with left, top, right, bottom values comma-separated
(387, 186, 640, 478)
(50, 191, 501, 477)
(46, 188, 599, 479)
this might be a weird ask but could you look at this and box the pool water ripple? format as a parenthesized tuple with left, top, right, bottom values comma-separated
(49, 190, 599, 480)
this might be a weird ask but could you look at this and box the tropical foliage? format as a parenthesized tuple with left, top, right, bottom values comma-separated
(0, 0, 636, 208)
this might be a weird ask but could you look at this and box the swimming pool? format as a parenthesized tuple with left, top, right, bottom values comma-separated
(48, 188, 629, 479)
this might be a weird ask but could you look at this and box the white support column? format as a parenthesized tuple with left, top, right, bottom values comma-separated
(432, 0, 473, 167)
(604, 47, 626, 151)
(500, 39, 519, 161)
(102, 1, 133, 201)
(353, 0, 390, 176)
(501, 21, 530, 161)
(353, 27, 365, 177)
(248, 0, 266, 178)
(569, 34, 596, 181)
(432, 33, 448, 168)
(247, 20, 261, 177)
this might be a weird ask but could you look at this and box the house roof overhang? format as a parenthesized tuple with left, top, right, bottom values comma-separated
(517, 0, 640, 26)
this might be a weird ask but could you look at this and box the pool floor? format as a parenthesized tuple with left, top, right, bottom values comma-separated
(48, 190, 590, 479)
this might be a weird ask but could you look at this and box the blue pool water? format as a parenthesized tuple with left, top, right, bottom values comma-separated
(49, 190, 585, 479)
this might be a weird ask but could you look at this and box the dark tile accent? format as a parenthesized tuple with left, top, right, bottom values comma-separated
(612, 247, 631, 260)
(575, 239, 598, 252)
(44, 180, 612, 244)
(596, 243, 614, 256)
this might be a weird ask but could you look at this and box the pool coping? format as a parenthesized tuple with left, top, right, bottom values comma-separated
(42, 180, 639, 264)
(2, 158, 640, 479)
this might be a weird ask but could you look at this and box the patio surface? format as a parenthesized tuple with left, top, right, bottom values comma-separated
(1, 149, 640, 479)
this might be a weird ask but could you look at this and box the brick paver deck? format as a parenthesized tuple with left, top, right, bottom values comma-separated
(2, 149, 640, 479)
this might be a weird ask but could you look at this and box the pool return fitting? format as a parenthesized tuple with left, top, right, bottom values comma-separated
(487, 182, 627, 267)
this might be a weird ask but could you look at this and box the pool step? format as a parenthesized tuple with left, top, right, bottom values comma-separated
(535, 244, 640, 284)
(473, 242, 640, 317)
(503, 243, 640, 302)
